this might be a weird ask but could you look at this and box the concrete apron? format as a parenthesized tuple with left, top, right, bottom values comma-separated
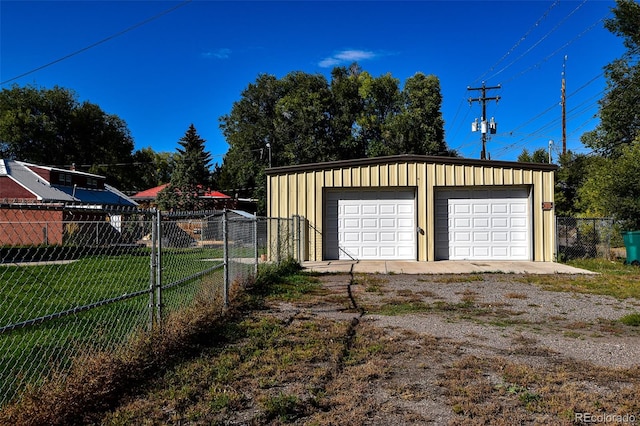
(302, 260, 597, 275)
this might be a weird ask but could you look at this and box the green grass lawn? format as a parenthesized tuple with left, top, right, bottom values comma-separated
(0, 247, 226, 408)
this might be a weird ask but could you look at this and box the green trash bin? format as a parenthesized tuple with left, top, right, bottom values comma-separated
(622, 231, 640, 265)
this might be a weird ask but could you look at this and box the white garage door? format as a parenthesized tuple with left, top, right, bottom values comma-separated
(325, 189, 416, 260)
(435, 187, 531, 260)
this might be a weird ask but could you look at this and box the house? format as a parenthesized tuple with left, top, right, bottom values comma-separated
(266, 154, 557, 262)
(131, 184, 237, 210)
(0, 159, 137, 246)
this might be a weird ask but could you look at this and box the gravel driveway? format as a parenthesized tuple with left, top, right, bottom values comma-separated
(272, 271, 640, 424)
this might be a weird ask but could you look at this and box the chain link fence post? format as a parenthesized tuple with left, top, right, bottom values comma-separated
(148, 210, 157, 331)
(155, 209, 162, 327)
(223, 209, 229, 309)
(253, 214, 259, 275)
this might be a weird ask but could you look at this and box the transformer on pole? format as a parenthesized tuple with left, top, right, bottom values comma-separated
(468, 82, 501, 160)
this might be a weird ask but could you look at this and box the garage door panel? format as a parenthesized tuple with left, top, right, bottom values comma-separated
(362, 246, 379, 257)
(379, 204, 396, 215)
(362, 218, 378, 228)
(398, 246, 414, 256)
(511, 231, 527, 242)
(454, 204, 471, 214)
(362, 232, 378, 242)
(344, 218, 359, 229)
(398, 218, 413, 228)
(473, 218, 489, 227)
(492, 204, 508, 214)
(435, 187, 531, 260)
(511, 204, 527, 214)
(493, 232, 508, 242)
(474, 232, 490, 242)
(492, 217, 508, 228)
(380, 218, 396, 228)
(512, 247, 528, 257)
(453, 231, 471, 242)
(511, 217, 527, 228)
(453, 247, 471, 257)
(398, 204, 413, 215)
(473, 247, 490, 257)
(473, 204, 489, 214)
(491, 247, 508, 257)
(325, 190, 416, 260)
(398, 231, 413, 242)
(454, 218, 471, 228)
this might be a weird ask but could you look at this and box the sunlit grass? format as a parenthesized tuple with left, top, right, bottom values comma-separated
(516, 259, 640, 300)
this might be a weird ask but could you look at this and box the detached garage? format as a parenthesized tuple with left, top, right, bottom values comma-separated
(266, 155, 557, 262)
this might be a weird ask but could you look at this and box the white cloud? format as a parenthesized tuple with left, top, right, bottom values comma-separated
(201, 48, 231, 59)
(318, 49, 377, 68)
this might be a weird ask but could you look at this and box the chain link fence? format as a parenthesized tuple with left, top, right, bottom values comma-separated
(556, 217, 623, 261)
(0, 204, 299, 408)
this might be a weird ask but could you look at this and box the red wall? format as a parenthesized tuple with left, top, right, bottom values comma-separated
(0, 177, 36, 200)
(0, 209, 64, 245)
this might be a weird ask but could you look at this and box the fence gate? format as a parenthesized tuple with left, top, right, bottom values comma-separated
(556, 217, 619, 261)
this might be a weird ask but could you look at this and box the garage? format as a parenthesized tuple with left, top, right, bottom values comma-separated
(435, 187, 531, 260)
(324, 189, 416, 260)
(266, 155, 556, 263)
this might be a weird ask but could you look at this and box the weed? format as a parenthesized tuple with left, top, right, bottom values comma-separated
(620, 312, 640, 326)
(505, 292, 528, 299)
(424, 274, 485, 283)
(261, 393, 305, 422)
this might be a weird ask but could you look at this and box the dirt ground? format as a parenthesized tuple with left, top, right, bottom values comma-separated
(265, 272, 640, 425)
(102, 271, 640, 425)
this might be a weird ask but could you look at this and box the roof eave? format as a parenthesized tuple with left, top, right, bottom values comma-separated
(264, 154, 558, 175)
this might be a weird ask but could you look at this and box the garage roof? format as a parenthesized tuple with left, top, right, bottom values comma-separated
(265, 154, 557, 175)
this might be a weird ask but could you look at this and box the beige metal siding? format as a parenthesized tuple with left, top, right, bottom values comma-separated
(267, 158, 556, 262)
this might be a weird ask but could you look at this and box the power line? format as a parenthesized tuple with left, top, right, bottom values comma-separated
(1, 1, 192, 86)
(485, 0, 588, 82)
(501, 13, 609, 85)
(472, 0, 560, 85)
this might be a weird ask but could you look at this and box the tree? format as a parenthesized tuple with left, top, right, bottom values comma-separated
(219, 73, 284, 208)
(357, 71, 402, 157)
(127, 148, 176, 191)
(156, 125, 212, 211)
(0, 84, 135, 188)
(581, 0, 640, 157)
(554, 151, 593, 216)
(328, 64, 366, 159)
(517, 148, 549, 163)
(578, 139, 640, 229)
(568, 0, 640, 226)
(387, 73, 450, 156)
(217, 65, 455, 213)
(275, 72, 333, 165)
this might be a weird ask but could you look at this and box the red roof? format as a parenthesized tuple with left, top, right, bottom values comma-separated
(131, 184, 169, 200)
(202, 190, 231, 199)
(131, 184, 231, 200)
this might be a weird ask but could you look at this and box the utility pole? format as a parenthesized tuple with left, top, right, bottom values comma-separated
(468, 82, 501, 160)
(561, 55, 567, 155)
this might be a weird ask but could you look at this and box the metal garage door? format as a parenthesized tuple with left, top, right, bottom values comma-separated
(435, 187, 531, 260)
(324, 189, 416, 260)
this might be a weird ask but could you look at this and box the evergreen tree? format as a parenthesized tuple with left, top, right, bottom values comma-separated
(157, 124, 212, 211)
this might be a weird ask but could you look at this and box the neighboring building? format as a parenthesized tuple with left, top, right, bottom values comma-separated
(0, 160, 136, 207)
(0, 159, 137, 246)
(131, 184, 237, 210)
(266, 154, 557, 262)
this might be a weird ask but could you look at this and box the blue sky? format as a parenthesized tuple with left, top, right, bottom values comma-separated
(1, 0, 626, 166)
